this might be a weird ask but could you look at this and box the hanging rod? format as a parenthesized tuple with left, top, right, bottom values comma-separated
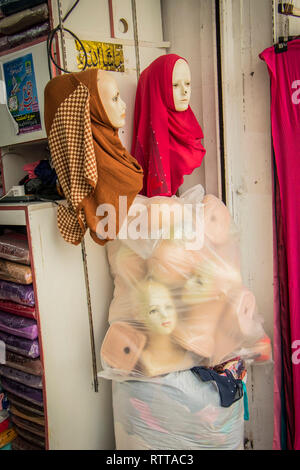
(278, 3, 300, 17)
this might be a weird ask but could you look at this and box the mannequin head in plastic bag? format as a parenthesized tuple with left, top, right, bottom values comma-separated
(97, 70, 126, 128)
(172, 59, 191, 111)
(138, 281, 177, 335)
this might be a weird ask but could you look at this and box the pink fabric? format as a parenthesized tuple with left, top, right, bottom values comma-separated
(260, 39, 300, 450)
(23, 160, 41, 179)
(131, 54, 206, 197)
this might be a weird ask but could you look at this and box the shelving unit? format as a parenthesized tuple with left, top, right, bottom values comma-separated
(0, 202, 115, 449)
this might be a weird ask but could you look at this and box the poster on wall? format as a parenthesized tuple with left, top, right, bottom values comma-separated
(2, 53, 41, 134)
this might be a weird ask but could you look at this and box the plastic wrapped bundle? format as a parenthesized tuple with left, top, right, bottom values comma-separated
(12, 426, 44, 448)
(10, 404, 45, 426)
(100, 186, 271, 380)
(0, 281, 34, 307)
(11, 414, 44, 437)
(0, 365, 42, 389)
(5, 351, 43, 376)
(6, 392, 44, 416)
(0, 232, 30, 265)
(0, 260, 32, 285)
(0, 300, 35, 319)
(0, 311, 37, 339)
(112, 370, 244, 450)
(0, 3, 48, 34)
(7, 21, 49, 47)
(1, 377, 43, 406)
(12, 435, 41, 450)
(0, 331, 39, 358)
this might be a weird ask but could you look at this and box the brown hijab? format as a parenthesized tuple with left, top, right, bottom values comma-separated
(44, 68, 143, 245)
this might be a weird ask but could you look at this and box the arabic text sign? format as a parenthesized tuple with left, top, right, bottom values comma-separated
(75, 40, 125, 72)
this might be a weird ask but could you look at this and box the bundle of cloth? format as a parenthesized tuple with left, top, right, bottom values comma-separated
(112, 368, 245, 450)
(0, 2, 48, 35)
(21, 158, 61, 201)
(99, 185, 271, 381)
(0, 21, 48, 51)
(0, 1, 49, 52)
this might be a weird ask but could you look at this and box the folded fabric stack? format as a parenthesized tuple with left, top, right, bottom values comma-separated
(0, 230, 45, 450)
(0, 1, 49, 53)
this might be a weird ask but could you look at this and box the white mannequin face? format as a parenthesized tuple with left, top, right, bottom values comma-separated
(97, 70, 126, 128)
(172, 59, 191, 112)
(140, 282, 177, 335)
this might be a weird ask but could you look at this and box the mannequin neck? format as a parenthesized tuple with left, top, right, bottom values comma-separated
(146, 332, 175, 354)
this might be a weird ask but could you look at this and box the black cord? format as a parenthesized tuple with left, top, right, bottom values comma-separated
(47, 0, 88, 76)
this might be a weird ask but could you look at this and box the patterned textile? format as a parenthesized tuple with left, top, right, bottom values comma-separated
(47, 83, 96, 244)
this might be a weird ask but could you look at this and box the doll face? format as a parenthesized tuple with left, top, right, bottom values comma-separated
(97, 70, 126, 128)
(172, 59, 191, 112)
(141, 282, 177, 335)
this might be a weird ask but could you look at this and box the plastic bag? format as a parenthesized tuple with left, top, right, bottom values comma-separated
(7, 21, 49, 47)
(0, 311, 37, 339)
(0, 3, 48, 35)
(0, 331, 39, 358)
(11, 435, 41, 451)
(0, 232, 30, 265)
(5, 351, 42, 376)
(0, 281, 34, 307)
(0, 259, 32, 284)
(0, 365, 42, 389)
(11, 414, 44, 437)
(0, 300, 35, 319)
(113, 370, 244, 450)
(10, 404, 44, 426)
(12, 426, 44, 448)
(6, 392, 44, 416)
(100, 186, 271, 380)
(1, 377, 43, 406)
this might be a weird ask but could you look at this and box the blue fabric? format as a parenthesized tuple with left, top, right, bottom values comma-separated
(34, 160, 57, 186)
(0, 443, 12, 451)
(242, 382, 249, 421)
(191, 367, 244, 408)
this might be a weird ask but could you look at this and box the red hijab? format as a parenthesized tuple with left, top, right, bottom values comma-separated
(131, 54, 206, 197)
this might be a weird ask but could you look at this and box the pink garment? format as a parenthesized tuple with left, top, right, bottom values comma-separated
(260, 39, 300, 450)
(23, 160, 41, 179)
(131, 54, 206, 197)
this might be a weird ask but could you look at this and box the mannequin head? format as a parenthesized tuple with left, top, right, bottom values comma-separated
(138, 281, 177, 335)
(172, 59, 191, 111)
(97, 69, 126, 128)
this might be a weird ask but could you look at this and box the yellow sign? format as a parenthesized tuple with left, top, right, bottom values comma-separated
(75, 40, 125, 72)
